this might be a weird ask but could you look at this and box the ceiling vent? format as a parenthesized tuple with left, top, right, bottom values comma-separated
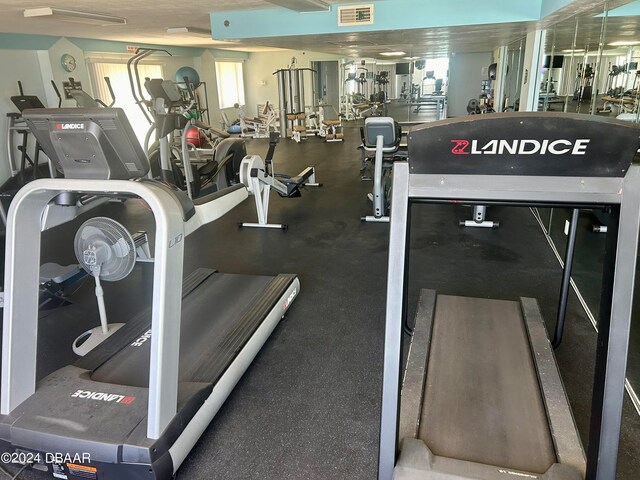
(338, 4, 374, 27)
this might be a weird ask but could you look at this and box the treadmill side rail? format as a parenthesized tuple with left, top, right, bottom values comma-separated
(521, 297, 586, 476)
(395, 439, 583, 480)
(379, 162, 411, 480)
(168, 276, 300, 472)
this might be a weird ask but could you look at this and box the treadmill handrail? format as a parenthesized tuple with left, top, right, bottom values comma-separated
(185, 184, 248, 236)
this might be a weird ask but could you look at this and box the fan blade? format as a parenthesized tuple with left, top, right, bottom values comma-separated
(75, 217, 136, 282)
(112, 237, 132, 258)
(80, 225, 103, 241)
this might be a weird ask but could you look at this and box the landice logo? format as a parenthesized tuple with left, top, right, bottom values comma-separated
(451, 139, 590, 156)
(282, 288, 297, 312)
(131, 329, 152, 347)
(56, 123, 85, 130)
(71, 390, 136, 404)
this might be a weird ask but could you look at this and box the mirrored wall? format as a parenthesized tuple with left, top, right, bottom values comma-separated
(537, 1, 640, 397)
(339, 54, 450, 124)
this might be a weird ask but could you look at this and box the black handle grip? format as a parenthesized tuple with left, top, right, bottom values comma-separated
(104, 77, 116, 106)
(50, 80, 62, 107)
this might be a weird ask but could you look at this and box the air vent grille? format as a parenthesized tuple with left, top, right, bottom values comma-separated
(97, 119, 117, 130)
(338, 4, 373, 27)
(31, 120, 48, 130)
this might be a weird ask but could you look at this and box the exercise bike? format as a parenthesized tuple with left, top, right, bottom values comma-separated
(359, 117, 406, 223)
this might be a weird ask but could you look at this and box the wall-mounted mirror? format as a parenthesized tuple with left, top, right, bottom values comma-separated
(541, 0, 640, 399)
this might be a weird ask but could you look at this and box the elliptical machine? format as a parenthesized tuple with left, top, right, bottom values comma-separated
(142, 78, 245, 199)
(127, 48, 244, 199)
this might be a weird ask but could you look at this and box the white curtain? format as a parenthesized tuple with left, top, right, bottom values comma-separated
(215, 61, 245, 109)
(88, 61, 163, 144)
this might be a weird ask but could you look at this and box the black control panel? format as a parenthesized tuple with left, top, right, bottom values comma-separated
(408, 112, 640, 177)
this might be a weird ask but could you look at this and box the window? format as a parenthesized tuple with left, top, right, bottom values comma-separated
(215, 61, 245, 109)
(88, 61, 163, 145)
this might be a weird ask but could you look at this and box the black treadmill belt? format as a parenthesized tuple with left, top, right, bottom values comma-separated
(420, 295, 556, 474)
(186, 273, 294, 383)
(90, 272, 295, 388)
(76, 268, 214, 372)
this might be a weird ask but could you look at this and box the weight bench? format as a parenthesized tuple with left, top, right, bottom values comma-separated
(288, 113, 308, 143)
(323, 119, 343, 142)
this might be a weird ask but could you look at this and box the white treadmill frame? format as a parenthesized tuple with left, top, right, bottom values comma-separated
(1, 178, 248, 441)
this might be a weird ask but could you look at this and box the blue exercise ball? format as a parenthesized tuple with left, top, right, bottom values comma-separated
(175, 66, 200, 89)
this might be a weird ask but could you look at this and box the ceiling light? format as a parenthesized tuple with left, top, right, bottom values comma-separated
(23, 7, 126, 26)
(264, 0, 330, 12)
(608, 41, 640, 46)
(562, 49, 585, 53)
(167, 27, 211, 37)
(380, 51, 406, 57)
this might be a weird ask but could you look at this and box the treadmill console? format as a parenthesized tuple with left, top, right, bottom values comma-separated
(408, 112, 640, 178)
(23, 108, 150, 180)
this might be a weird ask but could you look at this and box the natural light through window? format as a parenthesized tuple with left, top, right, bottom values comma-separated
(88, 61, 163, 146)
(215, 61, 245, 109)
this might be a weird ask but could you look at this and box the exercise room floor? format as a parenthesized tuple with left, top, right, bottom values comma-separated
(3, 120, 640, 479)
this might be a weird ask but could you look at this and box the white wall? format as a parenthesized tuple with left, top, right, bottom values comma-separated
(448, 51, 493, 117)
(48, 38, 93, 106)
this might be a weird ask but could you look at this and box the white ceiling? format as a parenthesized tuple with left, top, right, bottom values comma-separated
(0, 0, 638, 58)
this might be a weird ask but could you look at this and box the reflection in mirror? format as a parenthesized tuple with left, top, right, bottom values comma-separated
(503, 38, 525, 111)
(341, 58, 378, 120)
(589, 3, 610, 114)
(540, 0, 640, 409)
(540, 26, 560, 112)
(574, 42, 593, 113)
(382, 53, 449, 124)
(561, 17, 580, 113)
(542, 2, 616, 116)
(602, 45, 640, 123)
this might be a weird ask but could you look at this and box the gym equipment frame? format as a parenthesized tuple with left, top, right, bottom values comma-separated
(359, 117, 405, 223)
(239, 133, 320, 229)
(378, 113, 640, 480)
(0, 108, 300, 480)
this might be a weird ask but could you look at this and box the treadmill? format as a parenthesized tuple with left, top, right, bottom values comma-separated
(378, 113, 640, 480)
(0, 108, 300, 480)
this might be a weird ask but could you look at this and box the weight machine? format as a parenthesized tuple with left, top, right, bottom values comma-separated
(274, 57, 316, 139)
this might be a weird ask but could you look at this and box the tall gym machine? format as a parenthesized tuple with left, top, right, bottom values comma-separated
(378, 113, 640, 480)
(3, 82, 50, 228)
(127, 48, 243, 199)
(274, 57, 316, 139)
